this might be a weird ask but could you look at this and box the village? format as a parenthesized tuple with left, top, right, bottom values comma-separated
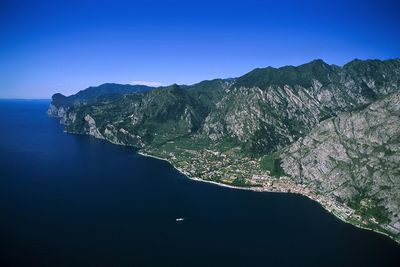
(146, 145, 372, 229)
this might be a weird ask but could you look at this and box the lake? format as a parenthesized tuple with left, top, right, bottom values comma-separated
(0, 99, 398, 266)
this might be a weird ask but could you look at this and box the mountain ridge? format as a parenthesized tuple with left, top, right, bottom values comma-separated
(48, 58, 400, 243)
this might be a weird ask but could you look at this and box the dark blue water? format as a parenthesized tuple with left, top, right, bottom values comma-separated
(0, 100, 398, 267)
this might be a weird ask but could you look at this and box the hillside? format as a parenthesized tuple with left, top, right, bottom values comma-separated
(48, 58, 400, 243)
(281, 92, 400, 240)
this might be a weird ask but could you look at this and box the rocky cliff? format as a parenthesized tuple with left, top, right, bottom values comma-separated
(281, 92, 400, 240)
(48, 58, 400, 243)
(202, 59, 400, 154)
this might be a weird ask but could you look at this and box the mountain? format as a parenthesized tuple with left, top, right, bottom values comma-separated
(48, 83, 156, 118)
(202, 59, 400, 154)
(281, 91, 400, 238)
(48, 58, 400, 243)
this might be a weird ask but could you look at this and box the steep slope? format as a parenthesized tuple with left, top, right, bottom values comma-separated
(203, 59, 400, 155)
(281, 92, 400, 240)
(58, 83, 226, 148)
(48, 83, 156, 117)
(50, 59, 400, 152)
(183, 78, 234, 111)
(48, 58, 400, 243)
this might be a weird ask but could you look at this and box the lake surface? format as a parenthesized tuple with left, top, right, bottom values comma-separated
(0, 99, 399, 267)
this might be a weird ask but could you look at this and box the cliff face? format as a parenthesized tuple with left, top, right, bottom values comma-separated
(281, 92, 400, 239)
(49, 80, 230, 147)
(202, 59, 400, 154)
(50, 59, 400, 153)
(48, 58, 400, 242)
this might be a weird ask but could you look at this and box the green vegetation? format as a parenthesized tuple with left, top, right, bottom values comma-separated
(260, 154, 284, 177)
(234, 59, 336, 89)
(51, 83, 154, 107)
(49, 58, 400, 244)
(231, 178, 250, 187)
(365, 204, 390, 223)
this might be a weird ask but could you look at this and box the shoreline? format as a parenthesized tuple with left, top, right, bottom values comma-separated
(58, 126, 399, 245)
(138, 150, 399, 245)
(138, 151, 259, 192)
(136, 151, 400, 245)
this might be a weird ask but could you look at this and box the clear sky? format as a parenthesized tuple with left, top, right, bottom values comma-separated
(1, 0, 399, 98)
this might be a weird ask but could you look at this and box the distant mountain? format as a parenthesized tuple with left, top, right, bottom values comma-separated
(49, 83, 156, 109)
(48, 58, 400, 243)
(50, 80, 232, 146)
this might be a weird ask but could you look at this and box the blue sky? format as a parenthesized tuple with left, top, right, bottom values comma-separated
(1, 0, 399, 98)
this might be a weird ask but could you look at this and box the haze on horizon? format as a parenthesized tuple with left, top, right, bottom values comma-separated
(0, 0, 399, 99)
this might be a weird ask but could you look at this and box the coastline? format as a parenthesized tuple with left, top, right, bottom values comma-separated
(59, 126, 399, 245)
(138, 150, 399, 245)
(138, 151, 258, 192)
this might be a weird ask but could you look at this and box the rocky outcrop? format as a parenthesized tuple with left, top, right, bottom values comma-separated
(281, 92, 400, 240)
(47, 103, 67, 118)
(202, 59, 400, 154)
(83, 114, 104, 139)
(48, 58, 400, 242)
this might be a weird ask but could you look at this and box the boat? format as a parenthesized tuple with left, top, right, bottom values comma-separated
(176, 218, 185, 222)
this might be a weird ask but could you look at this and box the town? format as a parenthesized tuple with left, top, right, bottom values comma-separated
(144, 144, 371, 230)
